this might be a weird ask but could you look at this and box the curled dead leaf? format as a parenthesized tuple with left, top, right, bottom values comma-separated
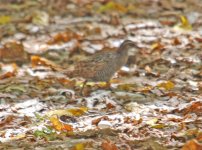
(101, 140, 118, 150)
(182, 139, 202, 150)
(31, 55, 62, 71)
(92, 116, 109, 126)
(47, 107, 88, 117)
(0, 115, 15, 128)
(172, 37, 181, 45)
(0, 71, 15, 80)
(47, 30, 82, 45)
(151, 42, 165, 53)
(49, 115, 73, 131)
(181, 101, 202, 115)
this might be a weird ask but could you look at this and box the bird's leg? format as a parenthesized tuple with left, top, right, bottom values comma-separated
(106, 81, 111, 89)
(80, 80, 87, 95)
(105, 81, 113, 91)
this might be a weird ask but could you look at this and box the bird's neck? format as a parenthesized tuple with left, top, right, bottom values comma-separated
(117, 45, 129, 56)
(116, 46, 129, 66)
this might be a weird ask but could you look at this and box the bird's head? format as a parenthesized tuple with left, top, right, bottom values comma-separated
(117, 40, 138, 55)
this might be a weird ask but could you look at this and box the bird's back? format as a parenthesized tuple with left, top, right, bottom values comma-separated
(67, 50, 122, 81)
(65, 40, 135, 81)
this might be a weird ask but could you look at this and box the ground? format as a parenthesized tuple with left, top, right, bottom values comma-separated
(0, 0, 202, 150)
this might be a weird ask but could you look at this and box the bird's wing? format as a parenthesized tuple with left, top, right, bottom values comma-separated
(73, 52, 115, 79)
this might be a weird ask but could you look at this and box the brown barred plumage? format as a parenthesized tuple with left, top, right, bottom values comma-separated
(66, 40, 137, 82)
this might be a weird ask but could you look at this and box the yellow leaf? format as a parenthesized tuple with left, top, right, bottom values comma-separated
(98, 1, 127, 13)
(146, 118, 158, 126)
(137, 86, 153, 93)
(157, 81, 175, 90)
(117, 83, 137, 91)
(180, 16, 192, 30)
(0, 16, 11, 25)
(47, 109, 71, 117)
(49, 115, 73, 131)
(76, 81, 107, 88)
(74, 143, 84, 150)
(47, 107, 88, 117)
(49, 115, 63, 131)
(174, 15, 192, 31)
(151, 124, 166, 129)
(67, 107, 88, 116)
(32, 11, 49, 26)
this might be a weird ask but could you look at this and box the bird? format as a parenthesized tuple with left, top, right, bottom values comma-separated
(65, 40, 138, 93)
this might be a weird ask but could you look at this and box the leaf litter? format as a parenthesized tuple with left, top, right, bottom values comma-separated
(0, 0, 202, 149)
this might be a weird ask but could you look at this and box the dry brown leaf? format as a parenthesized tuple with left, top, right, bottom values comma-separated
(124, 116, 142, 125)
(92, 116, 109, 126)
(47, 30, 82, 45)
(106, 103, 115, 109)
(151, 42, 165, 53)
(182, 101, 202, 115)
(0, 115, 16, 128)
(195, 37, 202, 43)
(101, 140, 118, 150)
(0, 41, 29, 63)
(172, 37, 181, 45)
(182, 139, 202, 150)
(57, 78, 76, 88)
(0, 71, 15, 80)
(31, 55, 62, 71)
(0, 63, 18, 79)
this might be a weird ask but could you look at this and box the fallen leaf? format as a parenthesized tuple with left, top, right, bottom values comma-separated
(145, 65, 152, 73)
(32, 11, 49, 26)
(47, 107, 88, 117)
(47, 30, 82, 45)
(151, 124, 166, 129)
(92, 116, 109, 126)
(151, 42, 165, 53)
(101, 140, 118, 150)
(182, 139, 202, 150)
(0, 71, 15, 80)
(0, 115, 15, 128)
(174, 15, 192, 31)
(157, 81, 175, 90)
(0, 41, 29, 64)
(146, 118, 158, 126)
(31, 55, 62, 71)
(172, 37, 181, 45)
(136, 86, 153, 93)
(49, 115, 73, 131)
(0, 15, 11, 25)
(67, 107, 88, 116)
(181, 101, 202, 115)
(98, 1, 128, 13)
(74, 143, 85, 150)
(117, 83, 137, 91)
